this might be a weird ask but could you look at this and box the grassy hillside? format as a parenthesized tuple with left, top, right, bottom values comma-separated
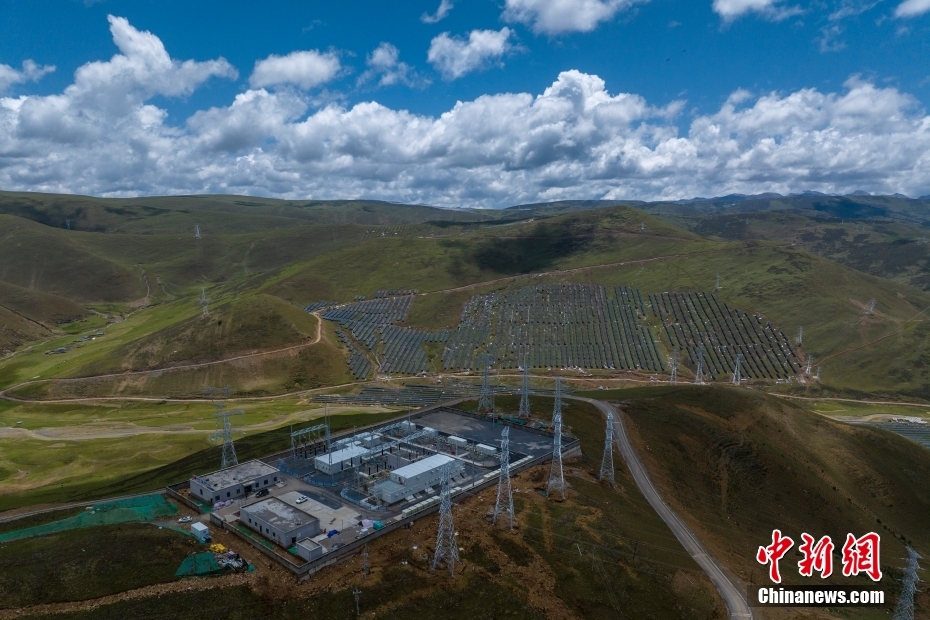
(584, 386, 929, 614)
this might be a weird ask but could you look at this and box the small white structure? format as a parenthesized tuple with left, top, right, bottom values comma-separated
(357, 432, 381, 448)
(399, 420, 416, 434)
(373, 453, 464, 504)
(314, 445, 368, 475)
(448, 436, 468, 449)
(241, 497, 321, 547)
(190, 460, 280, 504)
(476, 443, 498, 456)
(421, 427, 438, 437)
(296, 538, 325, 561)
(191, 522, 211, 543)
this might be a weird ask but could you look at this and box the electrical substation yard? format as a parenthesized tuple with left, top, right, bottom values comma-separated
(193, 407, 571, 567)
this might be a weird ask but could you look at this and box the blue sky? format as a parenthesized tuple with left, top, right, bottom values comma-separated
(1, 0, 929, 205)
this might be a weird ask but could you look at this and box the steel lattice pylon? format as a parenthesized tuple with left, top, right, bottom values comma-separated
(215, 409, 244, 469)
(694, 346, 706, 385)
(599, 409, 615, 487)
(732, 353, 743, 386)
(493, 427, 515, 529)
(518, 363, 531, 418)
(547, 378, 565, 499)
(431, 464, 460, 577)
(668, 350, 678, 386)
(892, 547, 922, 620)
(477, 353, 494, 414)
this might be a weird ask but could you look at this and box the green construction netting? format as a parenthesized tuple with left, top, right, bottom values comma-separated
(0, 495, 179, 543)
(175, 552, 224, 577)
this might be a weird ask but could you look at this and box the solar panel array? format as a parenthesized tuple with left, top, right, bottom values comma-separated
(650, 291, 800, 380)
(441, 284, 664, 372)
(380, 325, 451, 374)
(303, 301, 333, 312)
(334, 329, 371, 380)
(321, 295, 415, 350)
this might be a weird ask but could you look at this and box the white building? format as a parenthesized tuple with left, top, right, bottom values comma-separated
(190, 460, 280, 504)
(314, 444, 368, 475)
(296, 538, 325, 561)
(373, 453, 464, 504)
(240, 496, 321, 547)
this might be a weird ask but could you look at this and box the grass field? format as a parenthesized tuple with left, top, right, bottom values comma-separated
(0, 406, 402, 511)
(578, 386, 929, 617)
(0, 522, 199, 609)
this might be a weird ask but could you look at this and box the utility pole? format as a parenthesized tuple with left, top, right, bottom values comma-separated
(547, 378, 565, 499)
(732, 353, 742, 386)
(492, 427, 514, 530)
(599, 409, 615, 487)
(362, 545, 369, 576)
(353, 586, 361, 617)
(431, 463, 460, 577)
(194, 224, 201, 239)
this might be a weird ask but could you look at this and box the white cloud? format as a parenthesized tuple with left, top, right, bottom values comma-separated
(3, 17, 930, 206)
(0, 60, 55, 93)
(249, 50, 340, 90)
(895, 0, 930, 16)
(427, 28, 514, 80)
(422, 0, 454, 23)
(358, 43, 422, 87)
(713, 0, 802, 20)
(503, 0, 643, 34)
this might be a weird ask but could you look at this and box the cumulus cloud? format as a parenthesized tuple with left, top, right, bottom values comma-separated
(2, 17, 930, 206)
(713, 0, 801, 20)
(0, 60, 55, 93)
(249, 50, 340, 90)
(422, 0, 454, 23)
(427, 28, 514, 80)
(358, 43, 422, 87)
(895, 0, 930, 16)
(503, 0, 644, 34)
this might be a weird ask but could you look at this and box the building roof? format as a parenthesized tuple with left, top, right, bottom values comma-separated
(315, 444, 368, 465)
(195, 460, 278, 490)
(241, 497, 318, 532)
(393, 454, 454, 482)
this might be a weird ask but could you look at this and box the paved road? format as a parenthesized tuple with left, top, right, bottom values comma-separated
(574, 396, 753, 620)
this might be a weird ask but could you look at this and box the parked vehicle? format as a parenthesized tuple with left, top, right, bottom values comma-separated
(256, 488, 270, 498)
(295, 495, 309, 504)
(178, 516, 192, 523)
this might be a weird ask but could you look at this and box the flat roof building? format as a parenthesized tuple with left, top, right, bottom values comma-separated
(373, 453, 464, 504)
(190, 460, 280, 504)
(314, 445, 368, 475)
(240, 494, 321, 547)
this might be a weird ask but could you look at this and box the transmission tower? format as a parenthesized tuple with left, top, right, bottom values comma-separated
(806, 355, 813, 376)
(694, 347, 706, 385)
(668, 350, 678, 386)
(892, 547, 921, 620)
(492, 427, 515, 529)
(867, 298, 876, 315)
(477, 353, 494, 415)
(431, 463, 460, 577)
(598, 409, 615, 487)
(200, 287, 209, 316)
(640, 222, 645, 231)
(206, 387, 241, 468)
(732, 353, 743, 386)
(194, 224, 201, 239)
(796, 326, 803, 346)
(353, 586, 361, 617)
(814, 366, 821, 381)
(517, 362, 531, 418)
(547, 378, 566, 499)
(361, 545, 370, 576)
(715, 273, 721, 291)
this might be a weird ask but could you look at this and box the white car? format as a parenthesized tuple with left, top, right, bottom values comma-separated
(178, 516, 192, 523)
(295, 495, 309, 504)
